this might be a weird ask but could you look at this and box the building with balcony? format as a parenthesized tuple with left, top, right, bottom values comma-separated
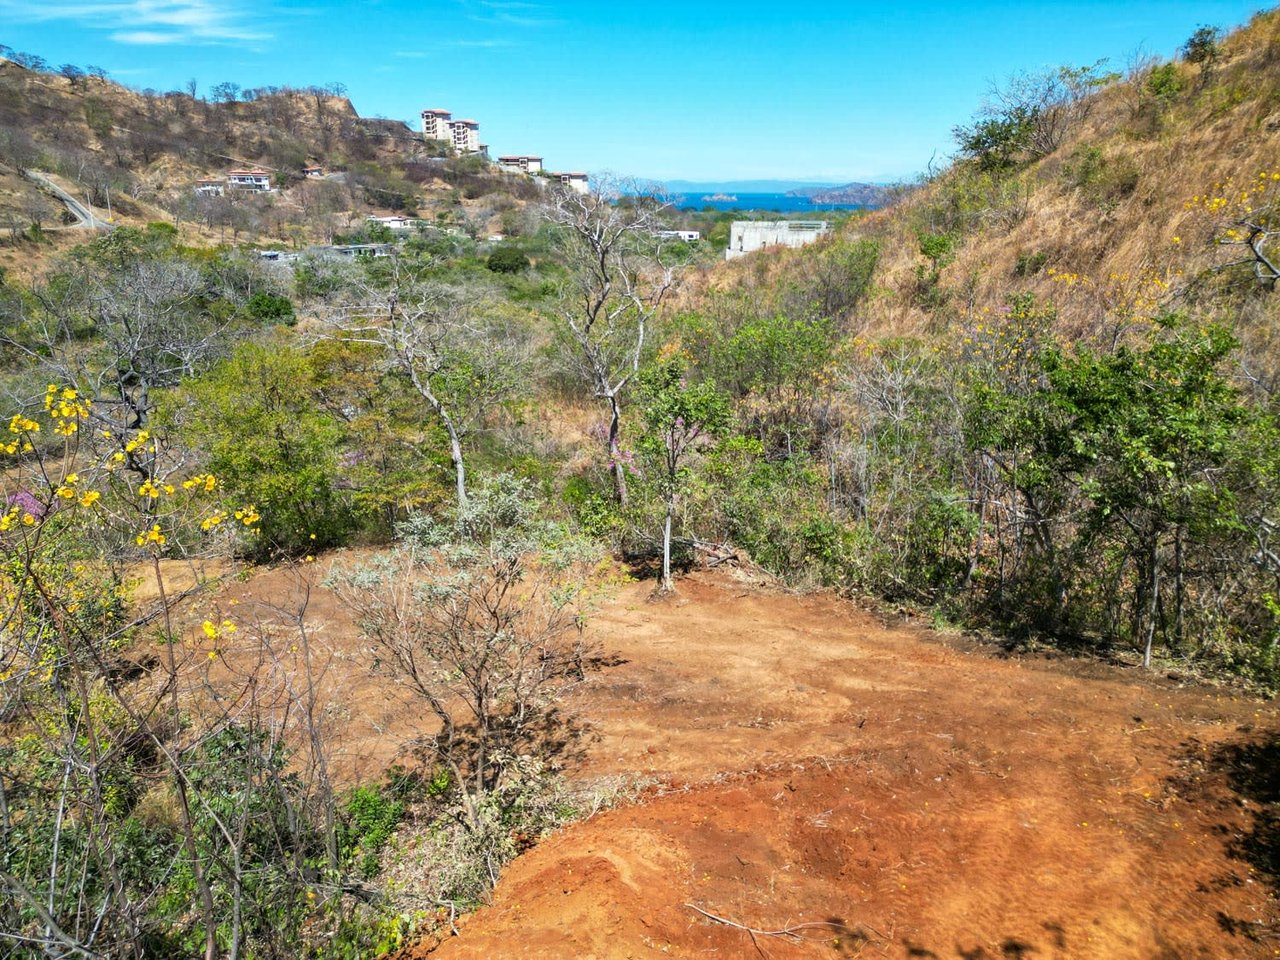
(421, 108, 453, 140)
(226, 169, 273, 192)
(449, 119, 481, 154)
(549, 171, 589, 195)
(498, 155, 543, 174)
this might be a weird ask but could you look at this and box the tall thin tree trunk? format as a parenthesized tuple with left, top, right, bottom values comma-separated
(607, 393, 628, 505)
(1173, 526, 1185, 652)
(661, 497, 674, 593)
(1143, 542, 1160, 669)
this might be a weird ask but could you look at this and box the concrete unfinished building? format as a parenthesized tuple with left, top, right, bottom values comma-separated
(725, 220, 830, 259)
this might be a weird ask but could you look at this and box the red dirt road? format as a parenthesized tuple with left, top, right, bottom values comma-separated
(404, 571, 1279, 960)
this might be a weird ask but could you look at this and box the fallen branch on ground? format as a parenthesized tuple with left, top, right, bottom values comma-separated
(684, 902, 882, 947)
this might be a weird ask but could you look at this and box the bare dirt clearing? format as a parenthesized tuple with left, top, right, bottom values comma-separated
(184, 561, 1278, 959)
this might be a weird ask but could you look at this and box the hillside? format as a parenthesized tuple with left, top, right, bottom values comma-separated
(856, 9, 1279, 359)
(788, 180, 890, 205)
(698, 10, 1279, 369)
(0, 56, 547, 266)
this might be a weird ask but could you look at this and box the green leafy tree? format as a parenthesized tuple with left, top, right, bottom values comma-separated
(1182, 25, 1222, 86)
(171, 339, 354, 557)
(973, 317, 1262, 667)
(637, 358, 731, 592)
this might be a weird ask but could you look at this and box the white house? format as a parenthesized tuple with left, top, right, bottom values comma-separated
(303, 166, 324, 179)
(227, 169, 272, 192)
(725, 220, 829, 259)
(194, 178, 224, 197)
(366, 215, 423, 231)
(549, 171, 589, 195)
(657, 229, 700, 242)
(498, 155, 543, 174)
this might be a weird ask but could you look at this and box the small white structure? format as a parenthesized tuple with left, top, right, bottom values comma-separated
(497, 155, 543, 174)
(194, 178, 224, 197)
(726, 220, 829, 260)
(657, 229, 700, 242)
(227, 169, 272, 192)
(303, 166, 324, 178)
(366, 215, 423, 231)
(421, 108, 453, 140)
(549, 171, 589, 195)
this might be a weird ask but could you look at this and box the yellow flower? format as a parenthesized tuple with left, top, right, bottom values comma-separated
(79, 491, 101, 508)
(136, 524, 166, 547)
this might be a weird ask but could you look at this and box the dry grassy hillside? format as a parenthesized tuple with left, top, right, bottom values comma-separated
(0, 56, 546, 260)
(694, 10, 1280, 374)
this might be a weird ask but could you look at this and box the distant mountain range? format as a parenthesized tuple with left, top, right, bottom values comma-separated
(661, 179, 842, 194)
(785, 182, 891, 206)
(659, 179, 892, 208)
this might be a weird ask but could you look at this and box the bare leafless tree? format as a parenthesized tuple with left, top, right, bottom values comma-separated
(330, 476, 599, 826)
(546, 178, 677, 504)
(325, 261, 525, 510)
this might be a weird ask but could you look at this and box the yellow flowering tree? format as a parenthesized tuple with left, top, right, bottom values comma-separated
(1185, 170, 1280, 289)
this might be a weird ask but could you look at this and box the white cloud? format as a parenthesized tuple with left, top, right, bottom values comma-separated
(0, 0, 272, 45)
(109, 30, 184, 44)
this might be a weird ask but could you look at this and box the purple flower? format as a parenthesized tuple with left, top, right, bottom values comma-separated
(8, 490, 46, 519)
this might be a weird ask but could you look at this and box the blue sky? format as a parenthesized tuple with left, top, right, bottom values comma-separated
(0, 1, 1268, 183)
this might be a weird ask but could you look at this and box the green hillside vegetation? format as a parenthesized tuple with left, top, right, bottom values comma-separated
(0, 11, 1279, 957)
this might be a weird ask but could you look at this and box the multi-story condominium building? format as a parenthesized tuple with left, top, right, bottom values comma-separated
(449, 119, 481, 154)
(421, 108, 453, 140)
(497, 155, 543, 174)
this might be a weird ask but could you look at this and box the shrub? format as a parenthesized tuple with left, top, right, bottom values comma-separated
(245, 290, 295, 324)
(1147, 63, 1184, 101)
(1013, 250, 1048, 276)
(486, 244, 530, 274)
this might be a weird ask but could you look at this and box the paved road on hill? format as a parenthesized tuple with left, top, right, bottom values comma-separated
(23, 169, 114, 230)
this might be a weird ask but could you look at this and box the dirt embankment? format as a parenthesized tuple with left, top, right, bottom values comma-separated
(409, 573, 1278, 960)
(182, 560, 1278, 959)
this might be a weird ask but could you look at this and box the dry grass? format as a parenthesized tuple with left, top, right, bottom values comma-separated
(690, 10, 1280, 350)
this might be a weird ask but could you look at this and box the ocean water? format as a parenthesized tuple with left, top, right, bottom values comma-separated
(671, 192, 864, 213)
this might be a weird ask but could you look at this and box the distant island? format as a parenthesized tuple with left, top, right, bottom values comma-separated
(786, 182, 890, 207)
(702, 193, 738, 202)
